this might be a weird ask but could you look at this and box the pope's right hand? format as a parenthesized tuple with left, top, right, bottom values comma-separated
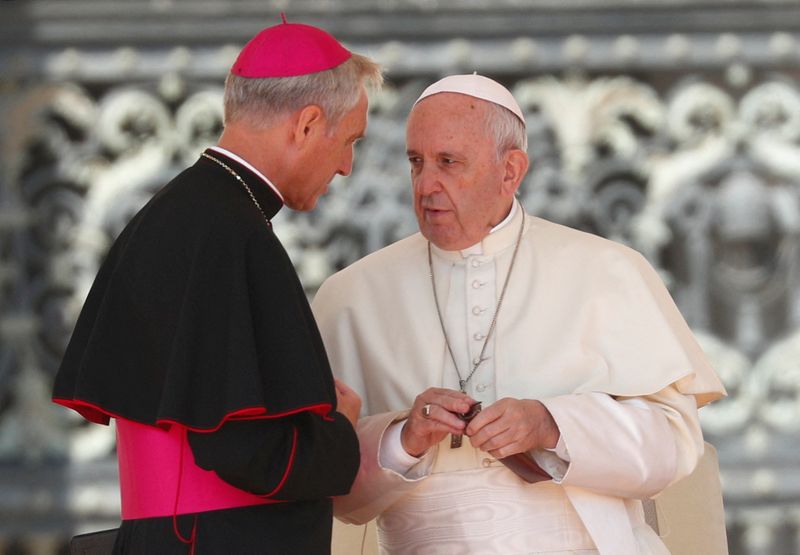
(401, 388, 474, 457)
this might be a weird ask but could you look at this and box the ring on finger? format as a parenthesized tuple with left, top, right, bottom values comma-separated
(421, 403, 432, 419)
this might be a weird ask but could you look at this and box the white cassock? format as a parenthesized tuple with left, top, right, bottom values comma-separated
(312, 201, 726, 555)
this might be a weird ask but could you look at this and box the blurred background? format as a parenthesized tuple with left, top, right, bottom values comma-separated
(1, 0, 800, 553)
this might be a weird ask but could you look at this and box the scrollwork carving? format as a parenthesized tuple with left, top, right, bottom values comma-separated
(750, 333, 800, 434)
(174, 88, 225, 166)
(3, 36, 800, 553)
(94, 88, 173, 155)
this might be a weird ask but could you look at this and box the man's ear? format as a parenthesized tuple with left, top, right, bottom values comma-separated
(292, 104, 325, 148)
(501, 149, 529, 196)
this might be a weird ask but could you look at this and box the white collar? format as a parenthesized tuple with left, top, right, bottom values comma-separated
(208, 146, 285, 203)
(460, 199, 518, 257)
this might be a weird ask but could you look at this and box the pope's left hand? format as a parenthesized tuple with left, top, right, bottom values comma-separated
(466, 398, 560, 459)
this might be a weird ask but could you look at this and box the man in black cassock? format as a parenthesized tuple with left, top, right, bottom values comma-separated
(52, 18, 382, 554)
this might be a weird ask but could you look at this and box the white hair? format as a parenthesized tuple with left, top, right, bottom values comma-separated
(223, 53, 382, 130)
(484, 101, 528, 159)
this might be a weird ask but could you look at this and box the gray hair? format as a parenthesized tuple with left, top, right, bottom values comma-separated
(484, 101, 528, 159)
(223, 52, 382, 130)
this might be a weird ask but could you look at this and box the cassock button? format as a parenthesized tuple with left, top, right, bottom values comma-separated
(471, 258, 482, 268)
(473, 332, 486, 341)
(472, 306, 485, 315)
(472, 280, 484, 289)
(476, 383, 488, 393)
(482, 458, 494, 467)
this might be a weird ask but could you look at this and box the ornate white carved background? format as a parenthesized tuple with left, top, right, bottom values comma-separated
(1, 1, 800, 553)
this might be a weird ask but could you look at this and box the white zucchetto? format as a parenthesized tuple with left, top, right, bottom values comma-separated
(414, 73, 526, 124)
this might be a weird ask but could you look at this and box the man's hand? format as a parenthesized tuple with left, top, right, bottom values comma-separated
(466, 398, 559, 459)
(401, 388, 475, 457)
(335, 379, 362, 428)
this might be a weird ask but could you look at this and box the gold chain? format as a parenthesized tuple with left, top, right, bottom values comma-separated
(201, 152, 272, 227)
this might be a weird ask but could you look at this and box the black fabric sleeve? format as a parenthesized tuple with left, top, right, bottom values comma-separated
(188, 411, 360, 501)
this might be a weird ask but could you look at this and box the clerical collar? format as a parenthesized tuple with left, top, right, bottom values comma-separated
(208, 146, 285, 203)
(459, 199, 518, 258)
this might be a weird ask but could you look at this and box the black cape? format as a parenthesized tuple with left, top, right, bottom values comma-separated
(53, 150, 359, 554)
(54, 150, 337, 429)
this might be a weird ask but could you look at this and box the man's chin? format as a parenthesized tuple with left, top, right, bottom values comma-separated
(420, 227, 462, 251)
(297, 200, 318, 212)
(287, 193, 322, 212)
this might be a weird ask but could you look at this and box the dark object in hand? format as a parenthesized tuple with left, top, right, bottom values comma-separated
(454, 401, 550, 483)
(458, 401, 482, 422)
(450, 402, 482, 448)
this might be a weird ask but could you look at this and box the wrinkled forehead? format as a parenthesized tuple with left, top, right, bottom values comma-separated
(407, 92, 492, 132)
(406, 94, 497, 158)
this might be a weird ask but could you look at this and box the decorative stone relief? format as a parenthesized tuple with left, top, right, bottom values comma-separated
(1, 21, 799, 553)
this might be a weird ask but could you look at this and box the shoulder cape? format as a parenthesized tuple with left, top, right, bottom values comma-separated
(53, 151, 336, 430)
(313, 212, 725, 411)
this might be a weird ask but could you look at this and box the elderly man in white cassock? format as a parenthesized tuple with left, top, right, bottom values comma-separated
(312, 74, 726, 555)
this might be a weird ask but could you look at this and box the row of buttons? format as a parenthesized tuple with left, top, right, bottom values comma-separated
(468, 257, 493, 401)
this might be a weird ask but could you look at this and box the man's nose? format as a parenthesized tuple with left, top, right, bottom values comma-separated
(414, 164, 440, 195)
(338, 146, 355, 177)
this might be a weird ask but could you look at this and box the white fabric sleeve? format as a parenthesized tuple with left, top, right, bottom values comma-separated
(333, 411, 434, 524)
(530, 435, 570, 481)
(553, 434, 570, 461)
(379, 420, 432, 479)
(540, 385, 703, 499)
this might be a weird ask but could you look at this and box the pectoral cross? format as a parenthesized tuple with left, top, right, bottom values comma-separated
(451, 381, 467, 447)
(450, 401, 482, 449)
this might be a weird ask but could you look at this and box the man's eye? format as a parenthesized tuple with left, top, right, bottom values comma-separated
(442, 158, 456, 165)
